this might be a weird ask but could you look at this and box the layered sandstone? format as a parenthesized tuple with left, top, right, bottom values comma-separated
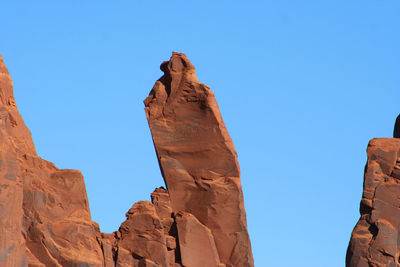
(347, 136, 400, 266)
(0, 53, 253, 266)
(0, 54, 104, 266)
(144, 52, 254, 267)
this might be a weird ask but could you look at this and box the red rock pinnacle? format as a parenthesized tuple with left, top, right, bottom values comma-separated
(0, 53, 254, 266)
(144, 52, 254, 267)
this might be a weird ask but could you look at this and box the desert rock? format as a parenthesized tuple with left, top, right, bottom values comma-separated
(116, 201, 169, 267)
(144, 52, 254, 267)
(0, 53, 254, 266)
(347, 138, 400, 266)
(175, 212, 221, 267)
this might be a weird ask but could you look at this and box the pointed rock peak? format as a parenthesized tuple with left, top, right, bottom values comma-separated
(144, 52, 203, 119)
(0, 54, 15, 108)
(144, 53, 254, 266)
(0, 53, 253, 266)
(0, 55, 12, 88)
(160, 52, 195, 74)
(0, 54, 10, 74)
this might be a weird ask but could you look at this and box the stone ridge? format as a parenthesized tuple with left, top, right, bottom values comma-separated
(0, 53, 254, 266)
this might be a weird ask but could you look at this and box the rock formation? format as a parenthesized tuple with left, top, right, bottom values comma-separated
(394, 114, 400, 138)
(347, 121, 400, 266)
(0, 54, 106, 266)
(0, 53, 254, 266)
(144, 52, 254, 267)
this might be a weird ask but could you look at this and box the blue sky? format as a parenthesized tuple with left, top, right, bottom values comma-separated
(1, 1, 399, 266)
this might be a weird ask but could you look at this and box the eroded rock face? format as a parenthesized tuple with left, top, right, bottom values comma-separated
(0, 53, 28, 267)
(144, 52, 254, 267)
(116, 201, 169, 267)
(175, 212, 221, 267)
(23, 168, 104, 266)
(0, 55, 104, 266)
(347, 138, 400, 267)
(0, 53, 253, 266)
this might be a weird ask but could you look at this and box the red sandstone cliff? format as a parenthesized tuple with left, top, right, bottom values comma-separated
(0, 53, 254, 267)
(347, 135, 400, 266)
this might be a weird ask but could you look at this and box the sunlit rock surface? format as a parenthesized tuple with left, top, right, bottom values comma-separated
(144, 52, 254, 267)
(0, 53, 253, 267)
(347, 138, 400, 267)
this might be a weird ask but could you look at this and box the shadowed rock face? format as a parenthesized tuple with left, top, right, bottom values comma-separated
(347, 138, 400, 267)
(144, 52, 254, 267)
(0, 53, 254, 266)
(394, 114, 400, 138)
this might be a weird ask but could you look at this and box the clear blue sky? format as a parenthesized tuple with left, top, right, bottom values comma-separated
(1, 1, 399, 266)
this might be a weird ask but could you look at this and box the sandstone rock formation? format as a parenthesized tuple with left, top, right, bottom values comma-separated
(0, 54, 104, 266)
(144, 52, 254, 267)
(0, 53, 253, 266)
(347, 136, 400, 266)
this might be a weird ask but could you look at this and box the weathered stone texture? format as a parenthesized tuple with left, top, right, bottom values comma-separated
(175, 212, 221, 267)
(144, 52, 254, 267)
(347, 138, 400, 267)
(0, 53, 253, 267)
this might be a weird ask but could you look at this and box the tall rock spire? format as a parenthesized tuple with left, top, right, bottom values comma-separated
(0, 53, 254, 266)
(144, 52, 254, 267)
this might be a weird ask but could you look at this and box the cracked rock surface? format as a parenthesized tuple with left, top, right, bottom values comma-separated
(0, 53, 253, 267)
(347, 138, 400, 267)
(144, 52, 254, 267)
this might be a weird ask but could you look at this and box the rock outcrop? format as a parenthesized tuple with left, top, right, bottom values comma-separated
(0, 53, 253, 266)
(144, 52, 254, 267)
(0, 54, 105, 266)
(0, 53, 33, 267)
(347, 122, 400, 266)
